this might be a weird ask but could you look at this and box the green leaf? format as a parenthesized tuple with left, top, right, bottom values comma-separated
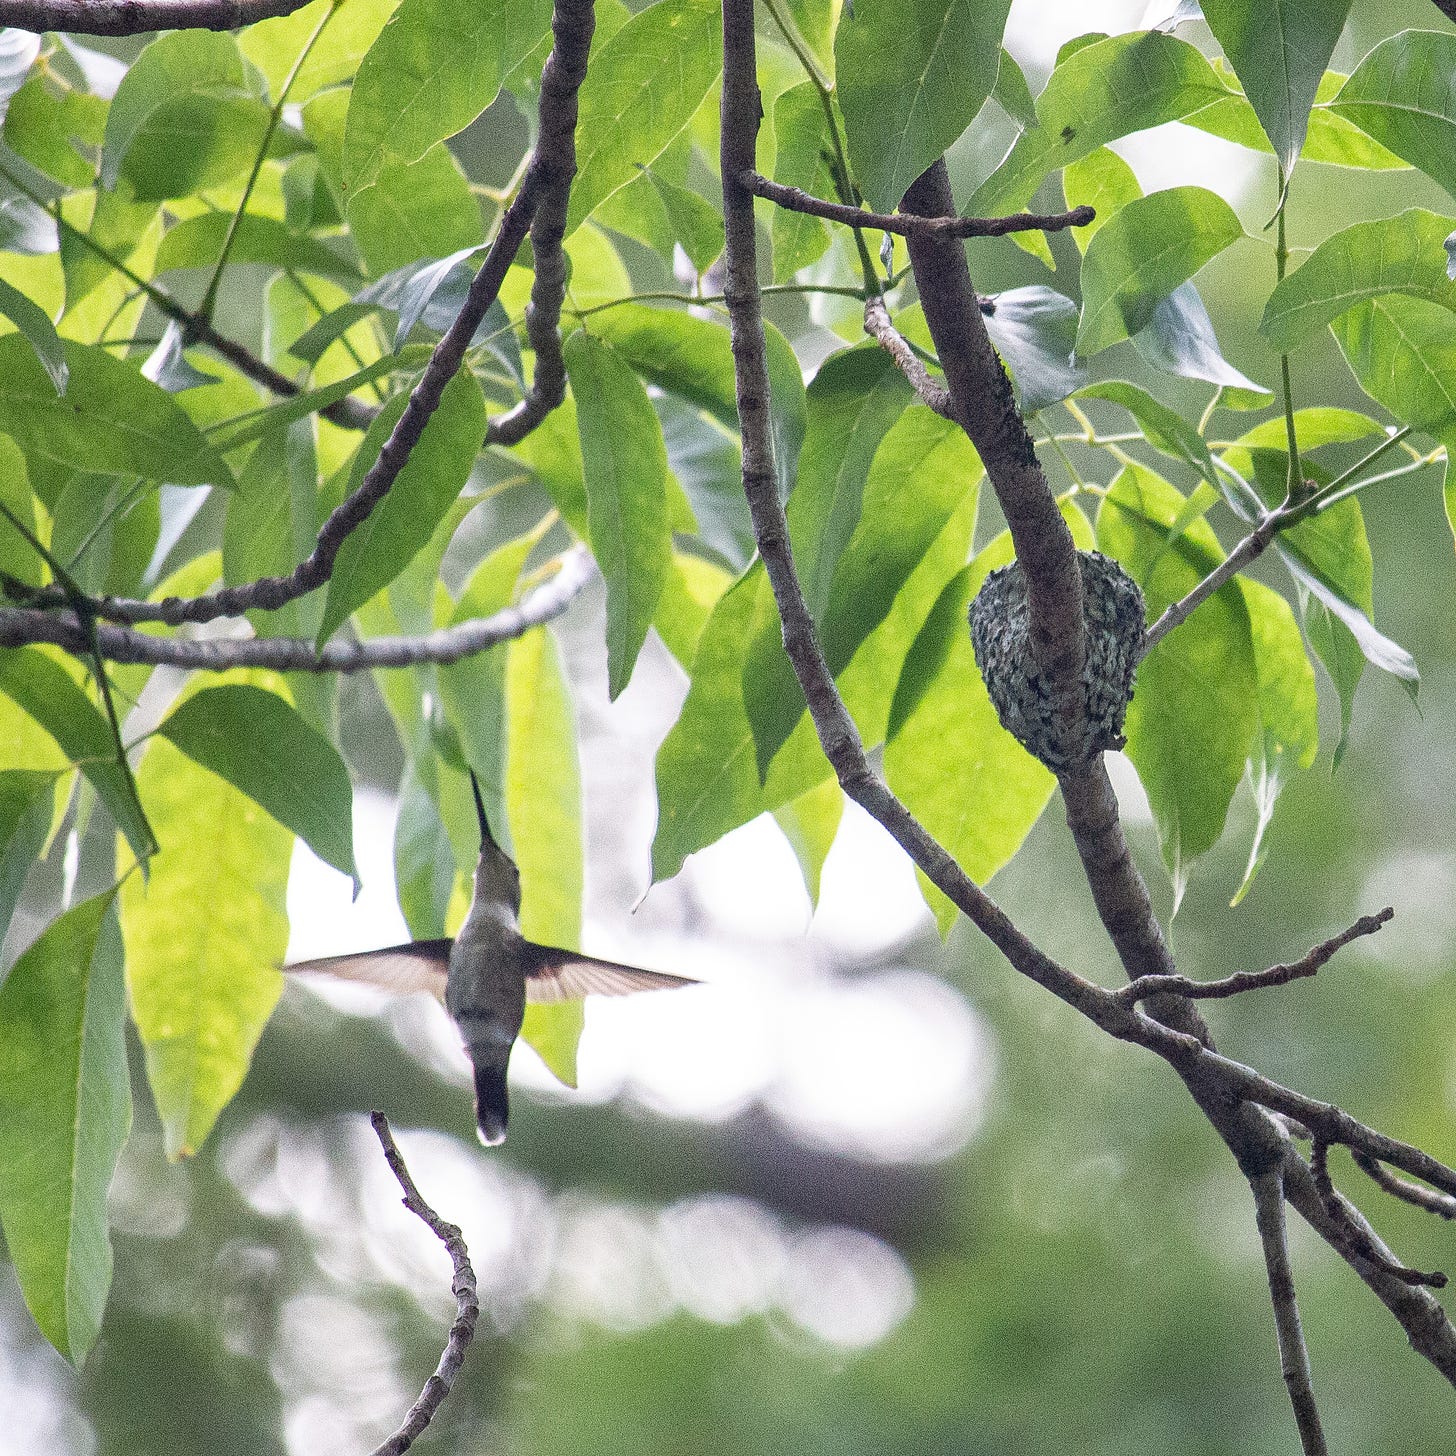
(507, 625, 585, 1086)
(0, 891, 129, 1364)
(342, 0, 550, 198)
(773, 776, 843, 910)
(884, 549, 1055, 937)
(0, 335, 234, 487)
(563, 331, 671, 699)
(969, 31, 1228, 217)
(0, 648, 154, 866)
(1331, 294, 1456, 433)
(1075, 379, 1217, 487)
(743, 348, 912, 777)
(4, 73, 103, 189)
(241, 0, 398, 105)
(836, 0, 1010, 212)
(1077, 187, 1245, 356)
(1096, 463, 1259, 897)
(0, 770, 54, 938)
(565, 0, 723, 236)
(770, 83, 835, 281)
(1230, 578, 1318, 906)
(641, 168, 724, 275)
(0, 432, 40, 587)
(991, 46, 1037, 130)
(1328, 32, 1456, 201)
(158, 685, 358, 887)
(1199, 0, 1351, 174)
(1063, 145, 1141, 253)
(0, 276, 66, 394)
(317, 367, 486, 645)
(101, 31, 271, 201)
(120, 735, 289, 1159)
(346, 142, 484, 278)
(155, 213, 362, 285)
(1261, 210, 1456, 353)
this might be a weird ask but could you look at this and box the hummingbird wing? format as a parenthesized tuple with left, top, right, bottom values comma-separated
(522, 943, 697, 1003)
(285, 940, 452, 1000)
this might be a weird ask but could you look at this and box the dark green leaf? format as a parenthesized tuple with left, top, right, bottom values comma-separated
(0, 891, 129, 1364)
(0, 433, 40, 587)
(565, 0, 723, 235)
(770, 83, 835, 281)
(1331, 294, 1456, 433)
(564, 331, 671, 699)
(1200, 0, 1351, 174)
(317, 367, 486, 644)
(0, 335, 234, 487)
(0, 770, 55, 948)
(1077, 187, 1245, 356)
(155, 213, 361, 284)
(836, 0, 1010, 211)
(159, 684, 358, 886)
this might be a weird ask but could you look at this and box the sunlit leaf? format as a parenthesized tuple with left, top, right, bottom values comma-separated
(1063, 145, 1141, 253)
(346, 142, 483, 277)
(0, 891, 128, 1365)
(1331, 294, 1456, 434)
(771, 83, 834, 280)
(774, 776, 844, 910)
(155, 213, 362, 285)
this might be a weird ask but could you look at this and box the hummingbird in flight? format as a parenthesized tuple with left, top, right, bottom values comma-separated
(288, 774, 695, 1144)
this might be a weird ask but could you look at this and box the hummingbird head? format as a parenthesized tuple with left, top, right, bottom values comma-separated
(469, 772, 522, 917)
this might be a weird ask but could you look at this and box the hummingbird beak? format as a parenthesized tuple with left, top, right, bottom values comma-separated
(468, 771, 497, 850)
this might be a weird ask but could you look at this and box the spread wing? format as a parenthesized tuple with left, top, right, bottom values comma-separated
(523, 944, 697, 1004)
(285, 940, 452, 1001)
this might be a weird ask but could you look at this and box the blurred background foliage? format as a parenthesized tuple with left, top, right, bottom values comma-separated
(5, 0, 1456, 1451)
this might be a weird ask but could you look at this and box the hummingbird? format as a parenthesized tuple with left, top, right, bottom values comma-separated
(288, 774, 695, 1144)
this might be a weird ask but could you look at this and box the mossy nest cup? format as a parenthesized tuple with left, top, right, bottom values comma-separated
(969, 550, 1145, 771)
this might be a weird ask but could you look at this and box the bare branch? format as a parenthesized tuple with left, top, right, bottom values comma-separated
(0, 0, 310, 34)
(1354, 1152, 1456, 1221)
(0, 547, 592, 671)
(742, 170, 1093, 239)
(1251, 1170, 1328, 1455)
(367, 1112, 479, 1456)
(862, 295, 953, 419)
(1117, 909, 1393, 1005)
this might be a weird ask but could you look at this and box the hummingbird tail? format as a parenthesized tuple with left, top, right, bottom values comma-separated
(473, 1061, 510, 1146)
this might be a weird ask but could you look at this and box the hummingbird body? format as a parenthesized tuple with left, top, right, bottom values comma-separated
(288, 774, 696, 1145)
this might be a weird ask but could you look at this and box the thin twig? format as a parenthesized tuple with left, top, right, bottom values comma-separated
(1250, 1170, 1328, 1456)
(863, 296, 953, 419)
(0, 547, 592, 671)
(1310, 1139, 1446, 1288)
(1117, 909, 1393, 1005)
(367, 1112, 479, 1456)
(0, 0, 310, 33)
(742, 170, 1093, 238)
(1353, 1152, 1456, 1221)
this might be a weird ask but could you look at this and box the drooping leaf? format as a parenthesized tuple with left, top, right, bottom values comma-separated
(565, 0, 723, 236)
(158, 685, 358, 887)
(1328, 32, 1456, 202)
(101, 31, 271, 201)
(1075, 379, 1218, 487)
(771, 82, 835, 280)
(0, 891, 129, 1365)
(0, 648, 154, 865)
(1133, 281, 1269, 394)
(507, 625, 585, 1086)
(983, 286, 1088, 412)
(1260, 210, 1456, 352)
(773, 776, 844, 911)
(991, 46, 1037, 130)
(141, 322, 221, 394)
(342, 0, 551, 197)
(0, 336, 234, 487)
(317, 367, 486, 645)
(0, 770, 54, 942)
(119, 736, 289, 1159)
(1096, 463, 1259, 899)
(836, 0, 1010, 212)
(563, 331, 671, 699)
(1077, 187, 1245, 356)
(0, 275, 66, 394)
(969, 31, 1227, 217)
(1199, 0, 1352, 175)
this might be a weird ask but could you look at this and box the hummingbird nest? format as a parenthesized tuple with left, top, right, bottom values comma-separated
(969, 550, 1145, 771)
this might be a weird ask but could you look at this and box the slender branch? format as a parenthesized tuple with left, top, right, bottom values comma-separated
(0, 0, 310, 34)
(1250, 1170, 1328, 1456)
(863, 295, 953, 419)
(367, 1112, 478, 1456)
(743, 170, 1094, 239)
(483, 0, 595, 447)
(1353, 1152, 1456, 1221)
(1117, 909, 1392, 1005)
(0, 547, 592, 672)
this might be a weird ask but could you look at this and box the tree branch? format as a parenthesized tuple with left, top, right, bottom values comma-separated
(0, 0, 310, 33)
(1251, 1169, 1328, 1456)
(862, 295, 953, 419)
(0, 547, 592, 671)
(1354, 1152, 1456, 1221)
(1116, 909, 1393, 1005)
(367, 1112, 478, 1456)
(742, 170, 1093, 238)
